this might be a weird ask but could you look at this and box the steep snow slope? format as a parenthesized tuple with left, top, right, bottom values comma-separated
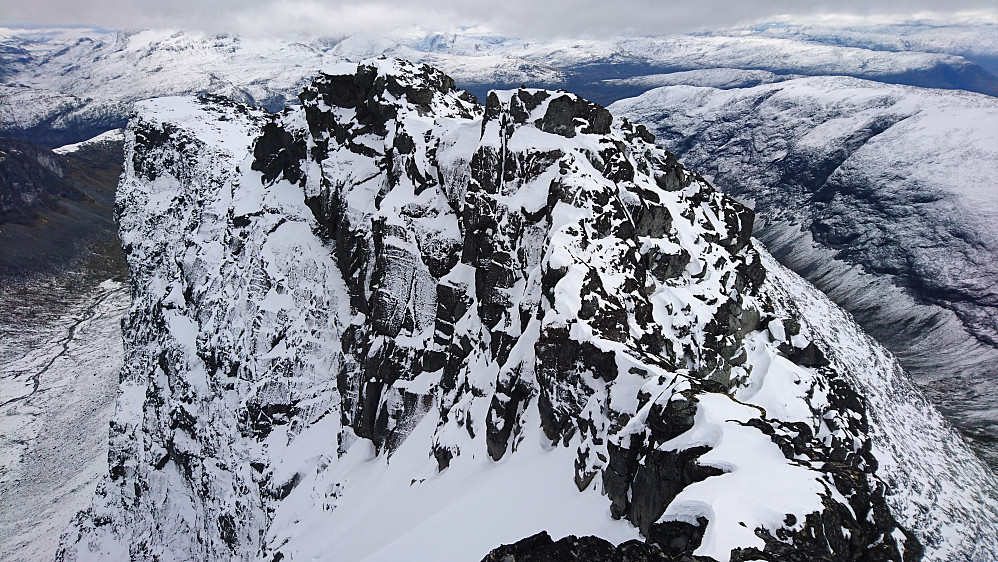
(57, 60, 996, 562)
(610, 77, 998, 466)
(759, 251, 998, 561)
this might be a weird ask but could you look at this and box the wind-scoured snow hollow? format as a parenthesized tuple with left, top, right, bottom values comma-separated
(57, 59, 998, 562)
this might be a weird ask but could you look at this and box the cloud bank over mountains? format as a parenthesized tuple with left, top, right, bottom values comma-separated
(3, 0, 996, 38)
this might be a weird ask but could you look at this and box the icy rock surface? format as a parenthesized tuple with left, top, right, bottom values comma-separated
(59, 60, 996, 561)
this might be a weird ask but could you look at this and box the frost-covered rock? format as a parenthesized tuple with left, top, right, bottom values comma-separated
(59, 60, 997, 562)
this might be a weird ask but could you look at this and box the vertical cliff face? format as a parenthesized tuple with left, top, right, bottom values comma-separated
(58, 60, 997, 562)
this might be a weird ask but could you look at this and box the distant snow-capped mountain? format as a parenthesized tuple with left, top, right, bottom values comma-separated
(741, 20, 998, 74)
(57, 59, 997, 562)
(3, 23, 997, 147)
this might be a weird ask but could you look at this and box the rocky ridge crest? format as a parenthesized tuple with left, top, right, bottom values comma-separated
(58, 59, 992, 562)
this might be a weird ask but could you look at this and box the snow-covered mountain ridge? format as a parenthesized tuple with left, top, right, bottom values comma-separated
(610, 77, 998, 466)
(57, 60, 997, 561)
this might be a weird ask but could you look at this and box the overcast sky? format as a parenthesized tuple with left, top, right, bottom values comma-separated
(2, 0, 996, 38)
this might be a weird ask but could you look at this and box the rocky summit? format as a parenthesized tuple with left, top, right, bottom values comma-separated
(57, 59, 997, 561)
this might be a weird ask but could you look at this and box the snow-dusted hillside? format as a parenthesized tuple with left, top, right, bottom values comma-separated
(3, 22, 997, 147)
(610, 77, 998, 466)
(56, 60, 997, 562)
(0, 131, 124, 279)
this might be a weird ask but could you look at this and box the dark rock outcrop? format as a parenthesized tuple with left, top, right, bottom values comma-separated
(482, 531, 677, 562)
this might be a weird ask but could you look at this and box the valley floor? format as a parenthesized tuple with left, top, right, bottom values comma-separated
(0, 270, 128, 562)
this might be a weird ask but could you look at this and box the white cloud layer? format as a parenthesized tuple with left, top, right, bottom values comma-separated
(2, 0, 996, 37)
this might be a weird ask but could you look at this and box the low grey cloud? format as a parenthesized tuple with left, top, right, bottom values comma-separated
(2, 0, 996, 37)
